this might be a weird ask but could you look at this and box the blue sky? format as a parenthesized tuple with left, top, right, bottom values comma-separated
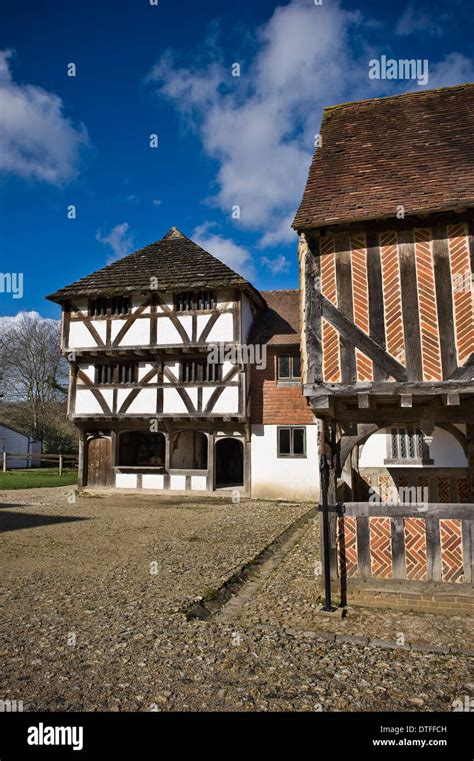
(0, 0, 473, 320)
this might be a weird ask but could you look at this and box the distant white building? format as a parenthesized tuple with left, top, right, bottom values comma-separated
(0, 424, 42, 468)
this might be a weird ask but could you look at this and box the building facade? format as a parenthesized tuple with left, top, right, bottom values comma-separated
(293, 84, 474, 610)
(0, 424, 42, 469)
(250, 290, 318, 501)
(47, 228, 315, 499)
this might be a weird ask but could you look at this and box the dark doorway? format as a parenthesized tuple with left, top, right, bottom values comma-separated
(86, 436, 112, 487)
(215, 438, 243, 488)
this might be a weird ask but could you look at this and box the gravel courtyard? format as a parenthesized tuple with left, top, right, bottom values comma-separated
(0, 488, 472, 712)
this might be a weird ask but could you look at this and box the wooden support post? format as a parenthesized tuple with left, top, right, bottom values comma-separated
(314, 395, 331, 409)
(3, 451, 6, 473)
(77, 434, 85, 488)
(59, 455, 63, 477)
(357, 393, 370, 409)
(446, 392, 460, 406)
(467, 424, 474, 503)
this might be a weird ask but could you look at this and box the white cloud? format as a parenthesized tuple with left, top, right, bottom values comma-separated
(192, 222, 255, 280)
(96, 222, 135, 262)
(395, 5, 443, 36)
(148, 1, 366, 246)
(425, 53, 474, 89)
(0, 50, 88, 184)
(260, 255, 291, 276)
(148, 1, 474, 246)
(259, 215, 298, 248)
(152, 199, 162, 206)
(0, 311, 57, 329)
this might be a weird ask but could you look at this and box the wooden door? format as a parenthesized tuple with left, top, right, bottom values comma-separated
(86, 437, 112, 487)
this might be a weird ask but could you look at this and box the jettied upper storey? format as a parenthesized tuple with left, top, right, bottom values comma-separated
(292, 84, 474, 404)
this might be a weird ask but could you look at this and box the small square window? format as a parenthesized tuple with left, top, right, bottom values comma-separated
(277, 353, 301, 381)
(278, 427, 306, 458)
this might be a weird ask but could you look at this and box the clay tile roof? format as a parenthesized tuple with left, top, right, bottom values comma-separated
(46, 227, 264, 306)
(250, 289, 300, 346)
(293, 83, 474, 230)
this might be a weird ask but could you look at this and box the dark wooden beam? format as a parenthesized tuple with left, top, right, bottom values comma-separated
(304, 233, 322, 384)
(335, 233, 356, 382)
(332, 404, 474, 424)
(305, 380, 474, 396)
(366, 231, 387, 381)
(432, 225, 457, 379)
(320, 295, 408, 381)
(398, 229, 423, 380)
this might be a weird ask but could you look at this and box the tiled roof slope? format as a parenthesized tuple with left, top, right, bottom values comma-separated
(250, 289, 300, 346)
(293, 84, 474, 230)
(47, 227, 264, 305)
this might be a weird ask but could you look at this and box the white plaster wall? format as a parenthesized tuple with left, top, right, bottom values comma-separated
(163, 387, 189, 414)
(197, 314, 210, 339)
(206, 313, 234, 343)
(251, 424, 319, 501)
(142, 474, 164, 489)
(158, 318, 184, 345)
(359, 426, 468, 468)
(116, 473, 138, 488)
(116, 388, 132, 410)
(125, 389, 156, 415)
(77, 364, 95, 382)
(138, 363, 155, 381)
(69, 321, 106, 349)
(210, 386, 239, 414)
(170, 474, 186, 490)
(222, 360, 235, 376)
(176, 315, 192, 341)
(116, 319, 150, 347)
(75, 388, 106, 414)
(191, 476, 207, 490)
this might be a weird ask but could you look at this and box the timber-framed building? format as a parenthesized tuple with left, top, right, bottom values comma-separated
(293, 84, 474, 612)
(47, 227, 318, 500)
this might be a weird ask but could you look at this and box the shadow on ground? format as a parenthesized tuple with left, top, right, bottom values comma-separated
(0, 511, 89, 532)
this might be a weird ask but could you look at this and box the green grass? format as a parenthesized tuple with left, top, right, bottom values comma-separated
(0, 468, 78, 490)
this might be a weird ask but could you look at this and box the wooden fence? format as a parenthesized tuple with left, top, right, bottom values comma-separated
(333, 502, 474, 586)
(2, 452, 78, 476)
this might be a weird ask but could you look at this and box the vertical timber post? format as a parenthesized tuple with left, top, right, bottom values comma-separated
(319, 419, 332, 611)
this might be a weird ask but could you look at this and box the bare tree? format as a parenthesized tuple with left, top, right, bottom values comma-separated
(0, 314, 76, 450)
